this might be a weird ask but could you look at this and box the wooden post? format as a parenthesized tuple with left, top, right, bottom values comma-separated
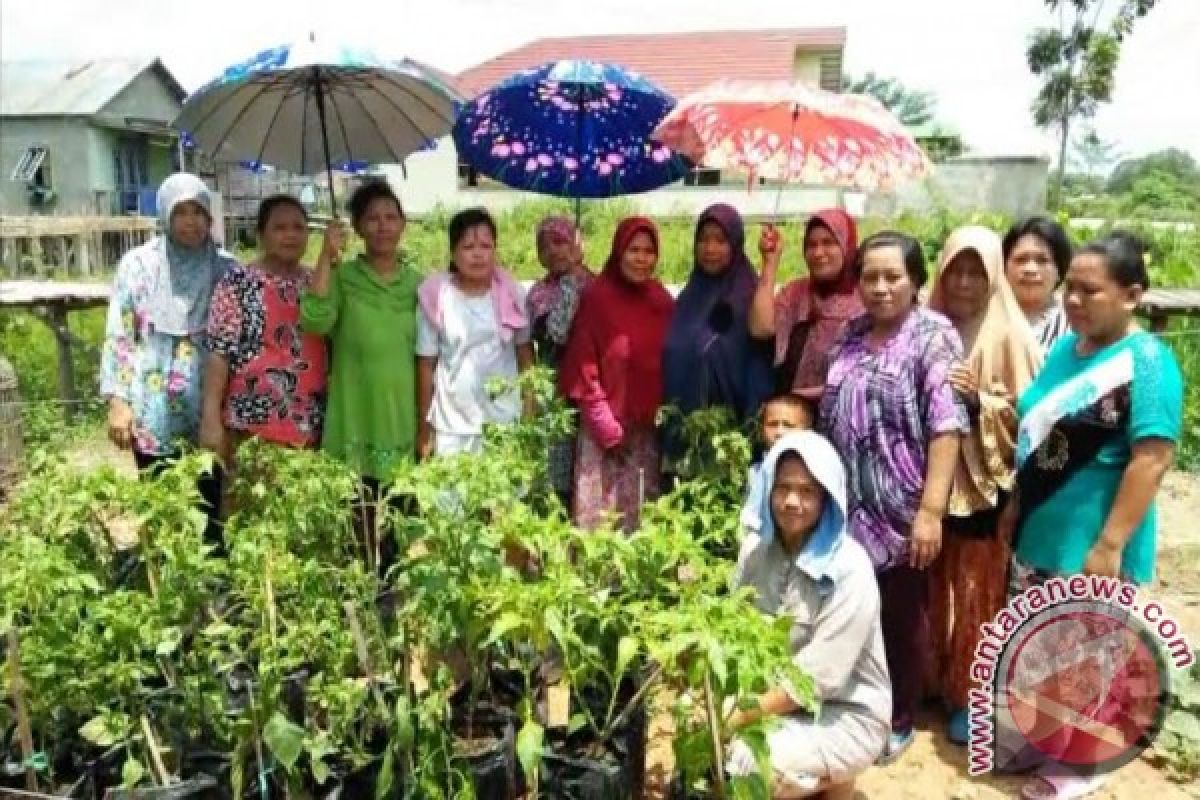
(76, 234, 91, 275)
(7, 628, 39, 792)
(45, 304, 76, 424)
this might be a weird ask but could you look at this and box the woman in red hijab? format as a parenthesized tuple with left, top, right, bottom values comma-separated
(749, 210, 864, 401)
(558, 217, 674, 533)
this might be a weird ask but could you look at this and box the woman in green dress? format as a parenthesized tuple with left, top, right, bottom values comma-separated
(300, 181, 420, 540)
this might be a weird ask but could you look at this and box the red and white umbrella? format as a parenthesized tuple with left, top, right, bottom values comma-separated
(651, 80, 931, 192)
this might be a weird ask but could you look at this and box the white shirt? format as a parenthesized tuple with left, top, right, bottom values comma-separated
(416, 284, 530, 439)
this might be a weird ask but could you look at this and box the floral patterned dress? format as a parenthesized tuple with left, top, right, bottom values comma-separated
(206, 264, 328, 448)
(100, 242, 234, 456)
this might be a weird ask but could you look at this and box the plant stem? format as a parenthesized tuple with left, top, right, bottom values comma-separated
(140, 714, 171, 786)
(703, 668, 728, 800)
(599, 663, 663, 743)
(6, 628, 37, 792)
(344, 600, 388, 715)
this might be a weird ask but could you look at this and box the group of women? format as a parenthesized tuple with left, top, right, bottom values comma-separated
(101, 171, 1184, 800)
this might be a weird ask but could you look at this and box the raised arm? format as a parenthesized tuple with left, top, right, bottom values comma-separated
(748, 223, 783, 338)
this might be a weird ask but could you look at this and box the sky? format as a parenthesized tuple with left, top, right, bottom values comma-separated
(2, 0, 1197, 163)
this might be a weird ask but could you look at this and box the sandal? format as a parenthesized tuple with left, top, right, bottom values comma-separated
(1020, 771, 1106, 800)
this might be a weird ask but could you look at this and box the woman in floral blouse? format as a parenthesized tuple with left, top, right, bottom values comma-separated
(100, 172, 236, 544)
(200, 195, 328, 462)
(527, 215, 593, 507)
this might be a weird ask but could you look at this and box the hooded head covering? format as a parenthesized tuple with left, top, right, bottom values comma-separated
(558, 217, 674, 426)
(928, 225, 1044, 516)
(147, 173, 224, 336)
(748, 431, 848, 578)
(662, 204, 772, 422)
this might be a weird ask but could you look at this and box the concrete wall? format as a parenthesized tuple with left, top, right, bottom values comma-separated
(792, 52, 822, 87)
(866, 155, 1051, 218)
(0, 117, 96, 213)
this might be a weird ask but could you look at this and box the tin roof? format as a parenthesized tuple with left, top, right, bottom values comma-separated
(0, 58, 186, 116)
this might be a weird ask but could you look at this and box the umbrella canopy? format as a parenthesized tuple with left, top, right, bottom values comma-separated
(453, 59, 691, 199)
(652, 80, 931, 191)
(175, 34, 462, 178)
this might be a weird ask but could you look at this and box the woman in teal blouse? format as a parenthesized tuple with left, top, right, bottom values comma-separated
(999, 232, 1183, 799)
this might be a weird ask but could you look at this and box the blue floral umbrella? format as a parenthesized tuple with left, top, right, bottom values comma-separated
(175, 34, 461, 205)
(453, 60, 691, 213)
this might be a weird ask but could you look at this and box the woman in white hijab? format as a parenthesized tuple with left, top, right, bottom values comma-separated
(727, 431, 892, 797)
(100, 172, 236, 545)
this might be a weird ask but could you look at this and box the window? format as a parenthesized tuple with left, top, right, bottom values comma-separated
(11, 146, 49, 184)
(819, 53, 843, 93)
(457, 160, 479, 188)
(684, 167, 721, 187)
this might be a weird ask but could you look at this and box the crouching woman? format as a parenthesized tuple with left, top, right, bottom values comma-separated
(727, 431, 892, 798)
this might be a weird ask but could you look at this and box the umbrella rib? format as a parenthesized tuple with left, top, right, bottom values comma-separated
(359, 82, 436, 149)
(300, 78, 311, 175)
(203, 75, 291, 160)
(371, 72, 454, 132)
(342, 86, 404, 165)
(254, 85, 293, 167)
(181, 71, 288, 135)
(324, 84, 356, 166)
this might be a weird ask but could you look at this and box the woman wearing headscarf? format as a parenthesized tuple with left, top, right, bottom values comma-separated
(527, 215, 594, 507)
(100, 172, 236, 545)
(558, 217, 674, 533)
(727, 431, 890, 799)
(527, 215, 593, 368)
(662, 204, 773, 437)
(749, 209, 865, 401)
(925, 226, 1043, 745)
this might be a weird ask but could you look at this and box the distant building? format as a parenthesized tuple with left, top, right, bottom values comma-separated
(0, 58, 188, 216)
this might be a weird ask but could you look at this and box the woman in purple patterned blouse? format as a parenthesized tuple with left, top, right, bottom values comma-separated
(819, 231, 969, 764)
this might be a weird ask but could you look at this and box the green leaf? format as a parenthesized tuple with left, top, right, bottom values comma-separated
(483, 612, 525, 648)
(544, 608, 568, 652)
(311, 757, 330, 786)
(375, 749, 395, 800)
(1164, 709, 1200, 743)
(121, 757, 145, 788)
(567, 713, 589, 736)
(394, 695, 414, 751)
(79, 714, 121, 747)
(515, 719, 545, 778)
(155, 627, 182, 656)
(263, 712, 305, 771)
(615, 636, 639, 682)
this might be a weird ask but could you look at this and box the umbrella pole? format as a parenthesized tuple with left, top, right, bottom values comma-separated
(312, 67, 338, 214)
(773, 105, 802, 222)
(574, 196, 582, 227)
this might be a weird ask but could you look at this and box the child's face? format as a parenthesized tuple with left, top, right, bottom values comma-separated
(761, 401, 812, 450)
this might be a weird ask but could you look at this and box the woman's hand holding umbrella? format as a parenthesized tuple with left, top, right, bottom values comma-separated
(319, 218, 347, 268)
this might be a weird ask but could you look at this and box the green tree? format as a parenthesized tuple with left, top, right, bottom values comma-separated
(1108, 148, 1200, 195)
(843, 71, 937, 127)
(1027, 0, 1158, 209)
